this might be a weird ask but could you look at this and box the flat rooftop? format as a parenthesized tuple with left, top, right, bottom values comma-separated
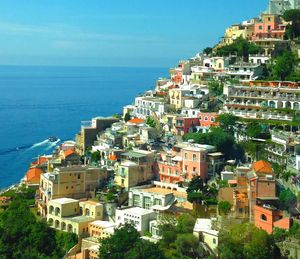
(51, 198, 78, 205)
(91, 220, 116, 228)
(117, 207, 154, 216)
(138, 186, 187, 199)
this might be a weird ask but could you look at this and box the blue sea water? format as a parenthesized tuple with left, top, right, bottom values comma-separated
(0, 66, 167, 189)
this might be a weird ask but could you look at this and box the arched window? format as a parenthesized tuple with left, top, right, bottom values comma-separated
(261, 214, 267, 221)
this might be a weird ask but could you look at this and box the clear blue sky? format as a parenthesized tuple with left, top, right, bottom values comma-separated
(0, 0, 268, 67)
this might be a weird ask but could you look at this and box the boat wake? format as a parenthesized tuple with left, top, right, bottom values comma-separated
(0, 138, 61, 156)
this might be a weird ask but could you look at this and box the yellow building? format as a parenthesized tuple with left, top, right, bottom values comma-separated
(47, 198, 104, 236)
(223, 24, 246, 45)
(38, 166, 108, 216)
(115, 150, 157, 190)
(169, 88, 190, 110)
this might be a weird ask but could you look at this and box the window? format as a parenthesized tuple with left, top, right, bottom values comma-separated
(77, 174, 81, 179)
(133, 195, 140, 206)
(267, 25, 271, 31)
(184, 153, 188, 159)
(213, 238, 216, 244)
(184, 165, 188, 171)
(192, 154, 196, 161)
(211, 117, 215, 122)
(261, 214, 267, 221)
(193, 167, 196, 173)
(143, 197, 152, 209)
(259, 25, 262, 30)
(204, 116, 208, 121)
(154, 199, 162, 205)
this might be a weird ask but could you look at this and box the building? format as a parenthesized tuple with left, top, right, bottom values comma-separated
(114, 150, 157, 190)
(254, 198, 291, 234)
(128, 183, 187, 210)
(25, 167, 43, 187)
(47, 198, 103, 236)
(88, 220, 116, 239)
(197, 112, 219, 133)
(175, 116, 200, 136)
(249, 54, 270, 64)
(193, 218, 219, 254)
(115, 207, 157, 234)
(76, 117, 119, 155)
(158, 143, 218, 183)
(248, 160, 276, 219)
(223, 81, 300, 121)
(222, 24, 246, 45)
(265, 0, 300, 15)
(226, 63, 264, 81)
(252, 14, 286, 40)
(251, 38, 289, 57)
(38, 166, 108, 216)
(133, 96, 169, 119)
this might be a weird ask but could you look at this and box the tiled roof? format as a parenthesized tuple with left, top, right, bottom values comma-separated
(128, 118, 145, 124)
(64, 149, 76, 157)
(252, 160, 273, 174)
(26, 167, 43, 183)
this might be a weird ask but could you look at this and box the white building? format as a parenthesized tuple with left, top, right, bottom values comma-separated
(193, 218, 219, 254)
(266, 0, 300, 15)
(226, 63, 264, 81)
(115, 207, 157, 234)
(134, 96, 169, 119)
(249, 54, 270, 65)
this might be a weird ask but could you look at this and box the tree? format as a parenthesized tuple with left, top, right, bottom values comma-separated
(208, 81, 224, 97)
(175, 233, 203, 258)
(279, 189, 296, 210)
(218, 201, 231, 215)
(125, 240, 165, 259)
(283, 9, 300, 39)
(271, 51, 297, 81)
(217, 113, 238, 133)
(124, 112, 131, 122)
(215, 37, 262, 61)
(99, 223, 140, 259)
(176, 214, 196, 234)
(203, 47, 213, 55)
(187, 176, 217, 205)
(146, 117, 156, 128)
(246, 122, 262, 138)
(218, 223, 280, 259)
(0, 199, 75, 258)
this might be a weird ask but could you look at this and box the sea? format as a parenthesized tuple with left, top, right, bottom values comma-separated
(0, 66, 167, 190)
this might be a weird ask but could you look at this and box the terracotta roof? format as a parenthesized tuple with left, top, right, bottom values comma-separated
(64, 149, 76, 157)
(108, 154, 117, 161)
(26, 167, 43, 184)
(252, 160, 273, 174)
(128, 118, 145, 124)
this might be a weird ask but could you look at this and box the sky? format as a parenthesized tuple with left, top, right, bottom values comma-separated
(0, 0, 268, 67)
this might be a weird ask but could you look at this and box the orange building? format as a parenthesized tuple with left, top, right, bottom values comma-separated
(25, 167, 43, 186)
(254, 198, 291, 234)
(199, 113, 219, 128)
(252, 14, 285, 40)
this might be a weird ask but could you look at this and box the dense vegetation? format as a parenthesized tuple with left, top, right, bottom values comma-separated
(215, 38, 262, 61)
(158, 214, 209, 259)
(0, 198, 77, 259)
(218, 223, 280, 259)
(99, 223, 165, 259)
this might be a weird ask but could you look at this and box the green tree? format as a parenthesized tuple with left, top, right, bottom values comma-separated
(176, 214, 196, 234)
(91, 150, 101, 163)
(219, 223, 279, 259)
(99, 223, 140, 259)
(246, 122, 262, 138)
(279, 188, 296, 210)
(216, 37, 262, 61)
(187, 176, 217, 205)
(218, 201, 231, 215)
(271, 51, 297, 81)
(124, 112, 131, 122)
(283, 9, 300, 39)
(175, 233, 203, 258)
(146, 117, 156, 128)
(217, 113, 238, 133)
(208, 81, 224, 97)
(203, 47, 213, 55)
(125, 240, 165, 259)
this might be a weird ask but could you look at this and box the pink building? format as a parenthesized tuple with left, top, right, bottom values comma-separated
(252, 14, 285, 40)
(175, 117, 200, 136)
(158, 143, 212, 184)
(199, 113, 219, 128)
